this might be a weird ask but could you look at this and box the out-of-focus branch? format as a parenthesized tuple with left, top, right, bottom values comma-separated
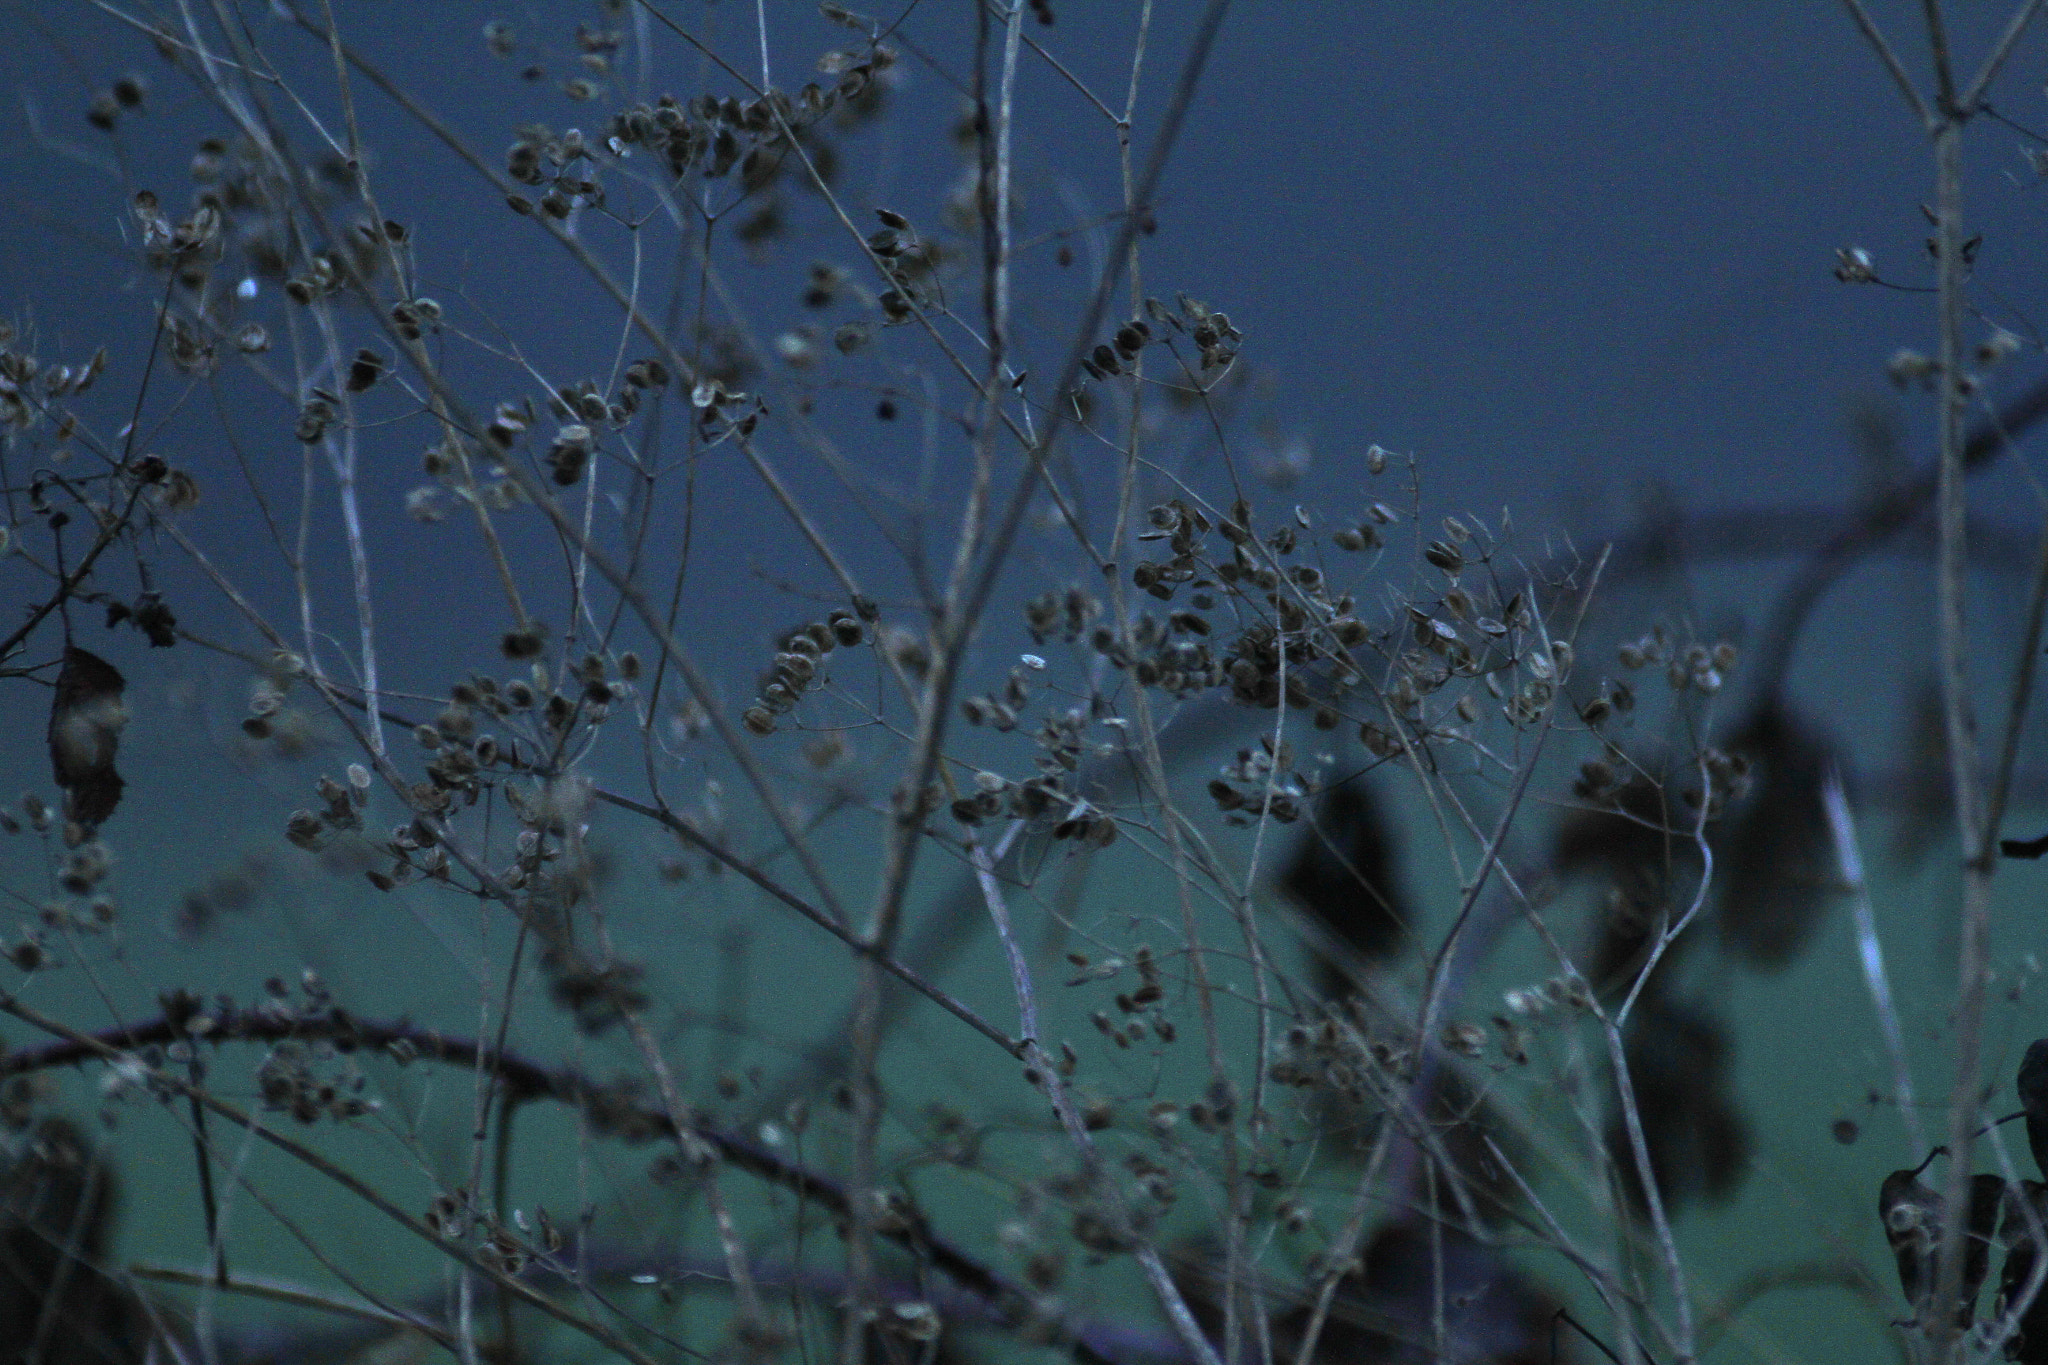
(1747, 371, 2048, 704)
(0, 1004, 1120, 1365)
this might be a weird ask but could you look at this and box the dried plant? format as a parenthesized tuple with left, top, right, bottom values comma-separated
(1, 5, 2047, 1365)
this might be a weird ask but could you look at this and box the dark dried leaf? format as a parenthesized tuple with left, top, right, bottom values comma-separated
(47, 647, 127, 829)
(1879, 1167, 2005, 1328)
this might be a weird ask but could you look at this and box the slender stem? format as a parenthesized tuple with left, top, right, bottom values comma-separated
(129, 1264, 453, 1338)
(1928, 109, 1993, 1363)
(1822, 770, 1925, 1161)
(1960, 0, 2047, 110)
(965, 839, 1228, 1365)
(1922, 0, 1958, 110)
(1838, 0, 1936, 128)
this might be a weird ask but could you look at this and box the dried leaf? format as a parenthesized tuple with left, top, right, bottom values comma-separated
(47, 647, 127, 828)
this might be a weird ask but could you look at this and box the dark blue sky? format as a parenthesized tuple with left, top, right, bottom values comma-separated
(7, 2, 2041, 708)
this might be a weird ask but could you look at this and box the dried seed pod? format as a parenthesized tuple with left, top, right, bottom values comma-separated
(345, 348, 387, 393)
(501, 625, 546, 660)
(547, 424, 595, 485)
(828, 610, 864, 647)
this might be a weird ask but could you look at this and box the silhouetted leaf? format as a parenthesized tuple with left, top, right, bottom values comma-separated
(0, 1118, 146, 1365)
(1553, 775, 1702, 999)
(2020, 1040, 2048, 1185)
(1279, 777, 1409, 994)
(1610, 998, 1751, 1215)
(1716, 702, 1841, 969)
(1879, 1167, 2006, 1329)
(1997, 1180, 2048, 1364)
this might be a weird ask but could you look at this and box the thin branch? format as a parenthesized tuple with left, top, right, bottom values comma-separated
(965, 837, 1228, 1365)
(1822, 769, 1926, 1161)
(1959, 0, 2047, 111)
(1922, 0, 1958, 111)
(1839, 0, 1936, 128)
(0, 1002, 1119, 1365)
(0, 997, 668, 1365)
(128, 1264, 454, 1340)
(1928, 106, 1993, 1361)
(594, 786, 1020, 1055)
(1747, 371, 2048, 706)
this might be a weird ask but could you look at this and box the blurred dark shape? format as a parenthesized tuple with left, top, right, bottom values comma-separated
(101, 593, 176, 649)
(173, 852, 275, 939)
(1848, 396, 1913, 502)
(1554, 776, 1685, 878)
(2020, 1039, 2048, 1183)
(1178, 1222, 1572, 1365)
(1878, 1167, 2005, 1331)
(1997, 1180, 2048, 1365)
(1894, 679, 1953, 868)
(1714, 701, 1840, 969)
(1413, 1067, 1527, 1227)
(1608, 998, 1750, 1216)
(1553, 776, 1700, 999)
(2007, 1041, 2048, 1360)
(45, 648, 127, 830)
(1329, 1223, 1568, 1365)
(0, 1117, 146, 1365)
(2004, 833, 2048, 861)
(1279, 777, 1409, 995)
